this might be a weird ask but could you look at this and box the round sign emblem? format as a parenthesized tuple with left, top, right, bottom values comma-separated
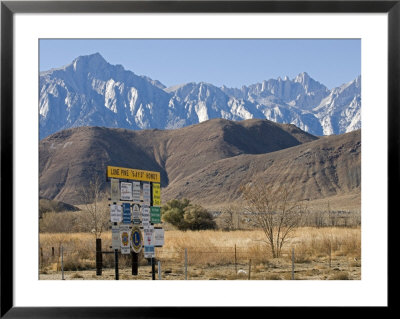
(130, 226, 143, 253)
(121, 231, 129, 247)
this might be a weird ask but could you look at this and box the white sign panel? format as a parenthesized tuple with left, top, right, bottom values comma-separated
(154, 228, 164, 247)
(110, 204, 122, 223)
(132, 181, 141, 203)
(142, 206, 150, 228)
(110, 178, 120, 202)
(143, 226, 154, 246)
(143, 225, 154, 258)
(144, 245, 155, 258)
(120, 182, 133, 201)
(132, 204, 141, 222)
(112, 225, 120, 250)
(143, 182, 151, 206)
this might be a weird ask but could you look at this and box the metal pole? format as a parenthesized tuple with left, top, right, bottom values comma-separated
(291, 248, 295, 280)
(234, 244, 237, 274)
(329, 245, 332, 268)
(151, 258, 156, 280)
(131, 251, 138, 275)
(40, 247, 43, 270)
(96, 238, 102, 276)
(61, 246, 64, 280)
(158, 261, 162, 280)
(248, 259, 251, 280)
(114, 249, 119, 280)
(184, 248, 188, 280)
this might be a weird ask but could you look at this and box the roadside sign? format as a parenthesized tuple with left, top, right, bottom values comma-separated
(154, 228, 164, 247)
(152, 183, 161, 206)
(143, 226, 154, 246)
(110, 178, 120, 202)
(143, 183, 151, 206)
(142, 206, 150, 228)
(120, 182, 132, 201)
(122, 203, 131, 224)
(120, 225, 131, 254)
(144, 245, 155, 258)
(150, 206, 161, 224)
(132, 204, 141, 224)
(112, 225, 120, 250)
(110, 204, 122, 223)
(130, 226, 143, 253)
(107, 166, 160, 183)
(143, 224, 155, 258)
(132, 181, 141, 203)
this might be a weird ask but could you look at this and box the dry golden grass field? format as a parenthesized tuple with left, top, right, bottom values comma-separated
(39, 227, 361, 280)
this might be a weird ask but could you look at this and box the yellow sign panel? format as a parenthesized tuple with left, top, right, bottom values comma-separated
(107, 166, 160, 183)
(152, 183, 161, 206)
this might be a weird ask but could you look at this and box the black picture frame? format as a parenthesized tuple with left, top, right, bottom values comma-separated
(1, 0, 395, 317)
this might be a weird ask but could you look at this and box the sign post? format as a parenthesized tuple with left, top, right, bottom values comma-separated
(107, 165, 162, 280)
(130, 226, 142, 275)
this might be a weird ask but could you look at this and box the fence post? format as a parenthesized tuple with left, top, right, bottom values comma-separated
(184, 248, 188, 280)
(248, 259, 251, 280)
(151, 258, 156, 280)
(96, 238, 102, 276)
(329, 245, 332, 268)
(52, 247, 55, 257)
(61, 246, 64, 280)
(291, 248, 295, 280)
(234, 244, 237, 274)
(158, 260, 162, 280)
(114, 249, 119, 280)
(131, 251, 138, 275)
(40, 247, 43, 270)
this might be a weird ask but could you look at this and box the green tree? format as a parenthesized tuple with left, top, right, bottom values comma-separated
(183, 205, 217, 230)
(162, 198, 216, 230)
(161, 198, 191, 229)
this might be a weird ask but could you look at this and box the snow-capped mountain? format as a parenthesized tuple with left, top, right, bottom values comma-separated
(39, 53, 361, 139)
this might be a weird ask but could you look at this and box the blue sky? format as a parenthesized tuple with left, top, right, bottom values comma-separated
(40, 39, 360, 89)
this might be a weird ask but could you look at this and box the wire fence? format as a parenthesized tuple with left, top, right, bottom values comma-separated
(39, 244, 361, 280)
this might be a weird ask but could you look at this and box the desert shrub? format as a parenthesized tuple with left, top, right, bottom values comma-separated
(330, 271, 350, 280)
(40, 212, 77, 233)
(162, 199, 190, 229)
(162, 199, 217, 231)
(264, 274, 282, 280)
(183, 205, 217, 230)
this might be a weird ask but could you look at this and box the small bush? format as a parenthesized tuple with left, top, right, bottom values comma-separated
(162, 199, 217, 230)
(330, 271, 350, 280)
(71, 272, 83, 279)
(264, 274, 282, 280)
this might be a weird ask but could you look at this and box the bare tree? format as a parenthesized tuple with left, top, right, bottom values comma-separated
(240, 182, 307, 258)
(221, 204, 242, 231)
(77, 175, 109, 239)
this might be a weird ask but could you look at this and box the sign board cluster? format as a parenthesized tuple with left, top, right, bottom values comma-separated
(107, 166, 164, 258)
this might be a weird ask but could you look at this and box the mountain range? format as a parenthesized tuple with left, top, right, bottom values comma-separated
(39, 53, 361, 139)
(39, 119, 360, 211)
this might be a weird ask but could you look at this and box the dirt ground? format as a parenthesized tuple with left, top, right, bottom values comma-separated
(39, 254, 360, 280)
